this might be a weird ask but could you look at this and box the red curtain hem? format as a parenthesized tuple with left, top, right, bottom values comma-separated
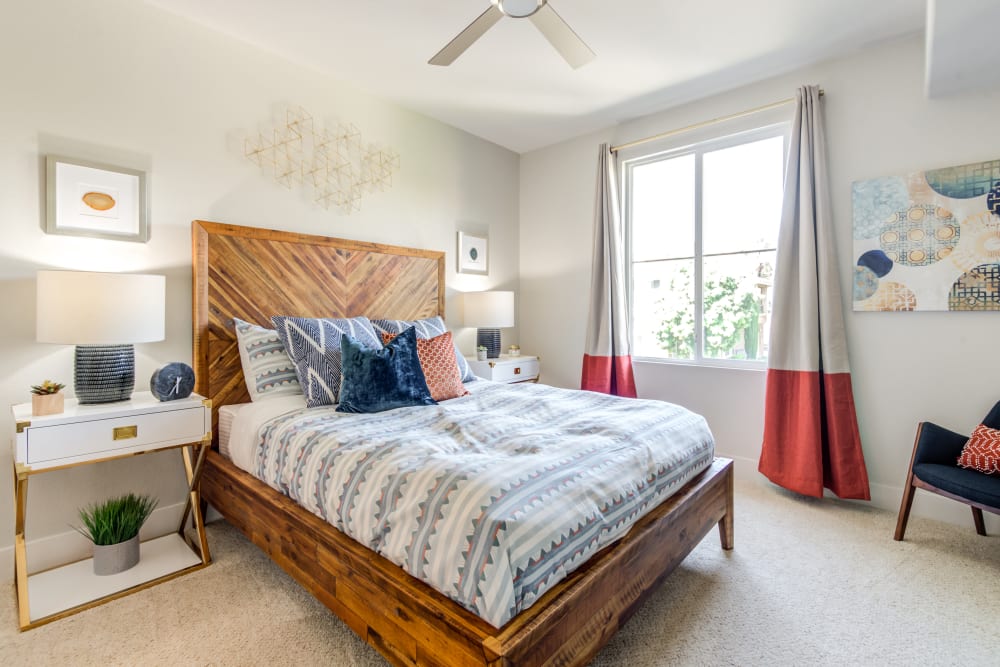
(581, 354, 637, 398)
(758, 368, 870, 500)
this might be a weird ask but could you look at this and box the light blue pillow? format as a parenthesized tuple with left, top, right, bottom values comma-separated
(337, 327, 436, 414)
(270, 315, 382, 407)
(370, 316, 476, 383)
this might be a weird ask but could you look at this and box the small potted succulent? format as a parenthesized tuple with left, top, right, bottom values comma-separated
(30, 380, 65, 416)
(476, 345, 488, 361)
(75, 493, 158, 575)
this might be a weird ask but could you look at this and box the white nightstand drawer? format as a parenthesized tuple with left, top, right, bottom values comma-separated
(467, 355, 540, 384)
(24, 406, 206, 464)
(490, 358, 538, 383)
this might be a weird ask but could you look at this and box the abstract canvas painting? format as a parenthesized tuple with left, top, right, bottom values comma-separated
(852, 159, 1000, 311)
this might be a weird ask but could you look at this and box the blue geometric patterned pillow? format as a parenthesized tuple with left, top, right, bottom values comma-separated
(233, 318, 302, 401)
(337, 327, 436, 414)
(270, 315, 382, 407)
(370, 316, 476, 383)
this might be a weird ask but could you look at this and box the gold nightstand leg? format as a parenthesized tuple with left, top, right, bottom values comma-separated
(13, 463, 30, 629)
(178, 437, 211, 564)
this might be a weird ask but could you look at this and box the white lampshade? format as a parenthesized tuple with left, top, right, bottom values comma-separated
(463, 291, 515, 328)
(36, 270, 166, 344)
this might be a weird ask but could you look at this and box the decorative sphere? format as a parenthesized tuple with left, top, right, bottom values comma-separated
(149, 362, 195, 401)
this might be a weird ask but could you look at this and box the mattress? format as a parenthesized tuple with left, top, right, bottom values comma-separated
(217, 403, 243, 460)
(224, 381, 714, 627)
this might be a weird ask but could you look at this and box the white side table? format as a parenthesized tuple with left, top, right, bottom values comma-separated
(466, 354, 540, 384)
(10, 391, 212, 630)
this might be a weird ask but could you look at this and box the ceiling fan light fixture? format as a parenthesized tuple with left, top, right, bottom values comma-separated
(496, 0, 546, 19)
(430, 0, 593, 69)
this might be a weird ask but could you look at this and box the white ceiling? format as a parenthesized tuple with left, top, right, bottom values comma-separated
(146, 1, 953, 154)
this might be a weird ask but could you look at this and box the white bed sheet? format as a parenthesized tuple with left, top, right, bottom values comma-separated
(225, 394, 307, 470)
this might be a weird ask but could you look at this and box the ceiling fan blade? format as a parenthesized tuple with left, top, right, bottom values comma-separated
(528, 3, 595, 69)
(429, 5, 504, 66)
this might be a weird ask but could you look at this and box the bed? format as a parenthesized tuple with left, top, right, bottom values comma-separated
(192, 220, 734, 666)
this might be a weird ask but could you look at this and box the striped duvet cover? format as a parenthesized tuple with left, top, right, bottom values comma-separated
(252, 381, 714, 627)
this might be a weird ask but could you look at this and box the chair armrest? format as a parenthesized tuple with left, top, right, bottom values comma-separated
(913, 422, 969, 465)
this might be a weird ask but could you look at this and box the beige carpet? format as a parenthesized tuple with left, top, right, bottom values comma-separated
(3, 478, 998, 666)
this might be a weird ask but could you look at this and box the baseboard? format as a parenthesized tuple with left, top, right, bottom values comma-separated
(0, 501, 188, 585)
(717, 450, 1000, 533)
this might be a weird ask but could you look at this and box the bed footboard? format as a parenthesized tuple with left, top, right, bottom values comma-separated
(200, 453, 733, 667)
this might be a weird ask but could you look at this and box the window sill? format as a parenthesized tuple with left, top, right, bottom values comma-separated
(632, 356, 767, 372)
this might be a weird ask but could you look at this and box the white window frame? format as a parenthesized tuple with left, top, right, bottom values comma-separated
(622, 122, 789, 369)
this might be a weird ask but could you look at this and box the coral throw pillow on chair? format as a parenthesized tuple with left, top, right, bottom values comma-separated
(957, 423, 1000, 474)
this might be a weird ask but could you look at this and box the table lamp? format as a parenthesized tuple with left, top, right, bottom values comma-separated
(463, 290, 514, 359)
(36, 270, 166, 404)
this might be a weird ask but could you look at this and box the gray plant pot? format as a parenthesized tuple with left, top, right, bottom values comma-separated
(92, 535, 140, 576)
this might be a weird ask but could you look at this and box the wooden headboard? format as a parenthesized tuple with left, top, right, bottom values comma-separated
(192, 220, 445, 438)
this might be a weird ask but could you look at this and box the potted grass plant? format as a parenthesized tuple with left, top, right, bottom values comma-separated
(75, 493, 158, 576)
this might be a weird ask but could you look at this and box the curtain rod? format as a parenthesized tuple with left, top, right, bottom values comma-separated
(610, 89, 824, 154)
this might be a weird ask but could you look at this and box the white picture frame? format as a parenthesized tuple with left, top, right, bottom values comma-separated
(457, 231, 488, 275)
(45, 155, 149, 242)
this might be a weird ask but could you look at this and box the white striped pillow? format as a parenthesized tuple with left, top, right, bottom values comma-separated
(233, 318, 302, 401)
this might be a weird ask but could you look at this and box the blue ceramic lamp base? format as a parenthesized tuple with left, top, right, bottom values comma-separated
(476, 328, 501, 359)
(75, 344, 135, 404)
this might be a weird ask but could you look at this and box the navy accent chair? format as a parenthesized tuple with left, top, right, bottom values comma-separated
(894, 401, 1000, 540)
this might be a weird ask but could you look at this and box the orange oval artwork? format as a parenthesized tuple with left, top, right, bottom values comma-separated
(81, 191, 116, 211)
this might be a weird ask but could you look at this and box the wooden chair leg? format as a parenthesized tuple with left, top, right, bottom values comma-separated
(894, 475, 917, 541)
(895, 424, 924, 542)
(972, 507, 987, 536)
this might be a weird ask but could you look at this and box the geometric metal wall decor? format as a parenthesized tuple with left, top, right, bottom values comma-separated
(852, 158, 1000, 311)
(243, 106, 400, 215)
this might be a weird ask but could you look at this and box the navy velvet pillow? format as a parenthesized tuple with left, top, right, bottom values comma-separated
(337, 326, 437, 414)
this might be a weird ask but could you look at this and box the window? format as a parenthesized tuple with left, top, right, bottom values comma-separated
(625, 125, 786, 365)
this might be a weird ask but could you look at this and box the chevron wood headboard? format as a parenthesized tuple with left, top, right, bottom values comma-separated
(192, 220, 445, 440)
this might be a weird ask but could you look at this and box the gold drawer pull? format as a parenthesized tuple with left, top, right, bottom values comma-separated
(514, 367, 521, 375)
(113, 425, 138, 440)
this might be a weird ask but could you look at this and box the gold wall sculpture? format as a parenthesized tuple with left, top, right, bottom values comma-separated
(243, 107, 400, 214)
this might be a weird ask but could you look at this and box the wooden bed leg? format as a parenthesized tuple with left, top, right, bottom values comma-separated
(718, 464, 734, 550)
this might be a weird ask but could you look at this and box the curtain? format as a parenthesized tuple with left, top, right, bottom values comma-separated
(758, 86, 871, 500)
(581, 143, 637, 397)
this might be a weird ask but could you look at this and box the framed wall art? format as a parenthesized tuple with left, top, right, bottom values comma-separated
(457, 231, 488, 275)
(45, 155, 149, 242)
(852, 158, 1000, 311)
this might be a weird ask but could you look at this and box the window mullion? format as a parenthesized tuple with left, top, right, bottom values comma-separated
(693, 151, 704, 363)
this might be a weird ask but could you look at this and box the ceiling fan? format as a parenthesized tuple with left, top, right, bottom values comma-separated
(429, 0, 595, 69)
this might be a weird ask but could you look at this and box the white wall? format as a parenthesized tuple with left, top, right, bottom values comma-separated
(520, 35, 1000, 531)
(0, 0, 519, 576)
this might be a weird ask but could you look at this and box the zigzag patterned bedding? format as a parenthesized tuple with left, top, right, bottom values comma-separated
(250, 381, 715, 627)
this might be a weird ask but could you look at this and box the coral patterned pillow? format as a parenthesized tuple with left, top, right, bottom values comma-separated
(381, 330, 469, 402)
(957, 423, 1000, 474)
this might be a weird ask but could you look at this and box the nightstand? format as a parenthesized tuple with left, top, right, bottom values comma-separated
(10, 391, 212, 631)
(467, 354, 540, 384)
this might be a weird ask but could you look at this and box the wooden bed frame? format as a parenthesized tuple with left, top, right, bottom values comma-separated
(192, 220, 734, 666)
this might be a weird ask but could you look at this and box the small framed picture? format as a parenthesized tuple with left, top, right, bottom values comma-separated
(457, 231, 488, 275)
(45, 155, 149, 242)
